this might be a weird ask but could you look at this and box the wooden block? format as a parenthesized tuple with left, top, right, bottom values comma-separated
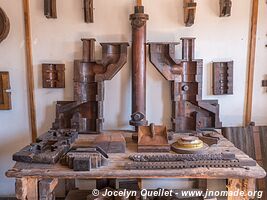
(15, 178, 27, 200)
(73, 157, 91, 171)
(94, 133, 126, 153)
(0, 71, 12, 110)
(42, 64, 65, 88)
(213, 61, 233, 95)
(138, 123, 170, 153)
(84, 0, 94, 23)
(44, 0, 57, 18)
(184, 0, 197, 27)
(220, 0, 232, 17)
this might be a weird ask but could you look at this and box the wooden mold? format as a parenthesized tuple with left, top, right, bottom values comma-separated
(138, 123, 170, 153)
(44, 0, 57, 19)
(42, 64, 65, 88)
(61, 146, 109, 171)
(0, 7, 10, 43)
(262, 79, 267, 87)
(52, 39, 129, 134)
(13, 129, 78, 164)
(213, 61, 233, 95)
(183, 0, 197, 27)
(84, 0, 94, 23)
(220, 0, 232, 17)
(0, 72, 11, 110)
(94, 133, 126, 153)
(148, 38, 222, 132)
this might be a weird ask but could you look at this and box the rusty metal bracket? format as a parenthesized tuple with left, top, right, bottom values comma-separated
(213, 61, 233, 95)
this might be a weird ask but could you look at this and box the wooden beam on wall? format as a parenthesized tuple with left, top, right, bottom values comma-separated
(245, 0, 259, 126)
(23, 0, 37, 142)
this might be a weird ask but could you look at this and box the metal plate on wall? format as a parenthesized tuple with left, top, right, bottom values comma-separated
(0, 7, 10, 43)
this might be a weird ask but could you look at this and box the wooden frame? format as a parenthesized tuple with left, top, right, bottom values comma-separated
(0, 71, 11, 110)
(212, 61, 233, 95)
(44, 0, 57, 19)
(42, 64, 65, 88)
(0, 7, 10, 43)
(84, 0, 94, 23)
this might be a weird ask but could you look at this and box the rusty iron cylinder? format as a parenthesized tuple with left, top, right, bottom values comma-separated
(129, 6, 149, 128)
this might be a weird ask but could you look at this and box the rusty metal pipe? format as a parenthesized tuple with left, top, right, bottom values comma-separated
(129, 6, 149, 128)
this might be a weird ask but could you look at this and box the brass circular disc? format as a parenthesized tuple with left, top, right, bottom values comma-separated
(0, 7, 10, 43)
(171, 143, 209, 154)
(171, 136, 209, 154)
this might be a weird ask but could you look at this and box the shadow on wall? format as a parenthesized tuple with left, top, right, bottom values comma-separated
(0, 134, 30, 197)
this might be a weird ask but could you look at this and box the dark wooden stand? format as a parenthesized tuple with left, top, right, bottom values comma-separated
(6, 131, 266, 200)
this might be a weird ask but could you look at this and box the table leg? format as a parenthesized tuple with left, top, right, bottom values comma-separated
(39, 178, 58, 200)
(227, 178, 256, 200)
(15, 178, 38, 200)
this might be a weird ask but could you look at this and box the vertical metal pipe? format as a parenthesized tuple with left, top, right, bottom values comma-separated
(129, 6, 149, 129)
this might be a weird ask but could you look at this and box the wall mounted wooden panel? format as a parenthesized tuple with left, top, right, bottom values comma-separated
(44, 0, 57, 18)
(84, 0, 94, 23)
(183, 0, 196, 27)
(0, 7, 10, 43)
(0, 72, 11, 110)
(42, 64, 65, 88)
(213, 61, 233, 95)
(219, 0, 232, 17)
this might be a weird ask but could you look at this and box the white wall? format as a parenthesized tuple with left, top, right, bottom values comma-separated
(0, 0, 265, 196)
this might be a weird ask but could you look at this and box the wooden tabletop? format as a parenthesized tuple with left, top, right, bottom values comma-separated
(6, 131, 266, 180)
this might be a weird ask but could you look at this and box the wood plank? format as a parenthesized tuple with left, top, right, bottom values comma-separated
(227, 179, 255, 200)
(15, 178, 27, 200)
(27, 178, 38, 200)
(5, 131, 266, 180)
(259, 127, 267, 195)
(39, 179, 58, 200)
(23, 0, 37, 142)
(244, 0, 259, 125)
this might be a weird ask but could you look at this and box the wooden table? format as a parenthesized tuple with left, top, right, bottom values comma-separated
(6, 131, 266, 200)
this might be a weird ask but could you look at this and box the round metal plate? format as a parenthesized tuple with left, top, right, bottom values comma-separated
(0, 7, 10, 43)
